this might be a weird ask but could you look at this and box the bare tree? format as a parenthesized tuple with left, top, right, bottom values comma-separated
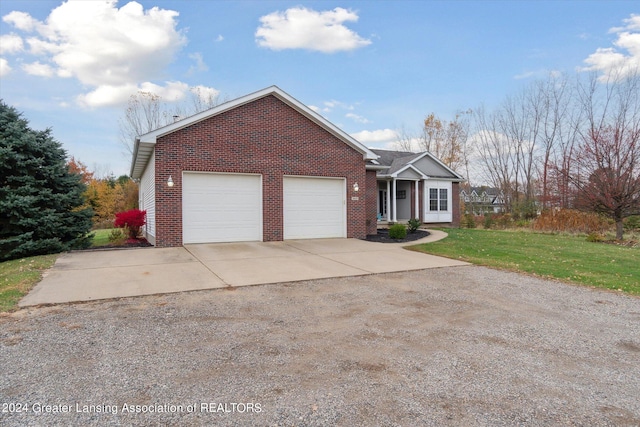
(119, 86, 222, 157)
(472, 105, 517, 211)
(392, 124, 419, 152)
(571, 70, 640, 239)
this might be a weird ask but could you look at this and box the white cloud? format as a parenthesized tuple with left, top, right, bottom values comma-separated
(140, 81, 190, 100)
(2, 1, 189, 107)
(77, 81, 189, 108)
(22, 61, 55, 77)
(321, 99, 355, 113)
(513, 70, 536, 80)
(609, 14, 640, 33)
(215, 35, 224, 42)
(582, 13, 640, 80)
(188, 52, 208, 74)
(2, 10, 39, 32)
(256, 6, 371, 53)
(0, 58, 11, 76)
(189, 85, 220, 104)
(76, 83, 139, 107)
(308, 105, 321, 113)
(346, 112, 370, 124)
(351, 128, 398, 145)
(0, 33, 23, 54)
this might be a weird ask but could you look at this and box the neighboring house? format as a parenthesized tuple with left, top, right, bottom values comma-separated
(370, 149, 464, 225)
(130, 86, 463, 247)
(460, 186, 506, 214)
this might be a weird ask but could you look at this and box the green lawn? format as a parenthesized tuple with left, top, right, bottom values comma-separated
(0, 254, 58, 312)
(410, 228, 640, 295)
(91, 228, 115, 247)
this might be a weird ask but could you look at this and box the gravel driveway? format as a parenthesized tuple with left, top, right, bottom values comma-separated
(2, 265, 639, 426)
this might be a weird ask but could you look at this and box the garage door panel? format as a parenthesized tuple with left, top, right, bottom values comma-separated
(284, 177, 345, 239)
(183, 173, 262, 244)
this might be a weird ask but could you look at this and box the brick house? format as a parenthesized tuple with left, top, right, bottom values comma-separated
(130, 86, 462, 247)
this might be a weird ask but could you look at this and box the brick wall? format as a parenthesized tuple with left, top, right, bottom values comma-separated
(154, 95, 369, 247)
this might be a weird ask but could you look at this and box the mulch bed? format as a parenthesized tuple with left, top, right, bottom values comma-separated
(86, 238, 153, 250)
(365, 228, 430, 244)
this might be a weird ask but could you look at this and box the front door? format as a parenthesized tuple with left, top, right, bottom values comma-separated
(378, 189, 388, 220)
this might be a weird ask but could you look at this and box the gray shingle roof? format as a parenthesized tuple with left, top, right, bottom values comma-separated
(370, 149, 421, 175)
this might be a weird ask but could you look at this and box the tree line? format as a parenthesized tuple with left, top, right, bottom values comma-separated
(67, 157, 138, 228)
(400, 70, 640, 240)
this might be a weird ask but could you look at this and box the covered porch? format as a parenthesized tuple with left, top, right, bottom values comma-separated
(376, 177, 454, 224)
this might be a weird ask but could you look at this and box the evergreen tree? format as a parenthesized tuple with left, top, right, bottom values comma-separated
(0, 101, 93, 260)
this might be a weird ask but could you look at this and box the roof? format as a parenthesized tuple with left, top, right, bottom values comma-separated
(130, 85, 379, 179)
(370, 149, 465, 181)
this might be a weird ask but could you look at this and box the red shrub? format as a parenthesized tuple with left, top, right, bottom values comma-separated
(114, 209, 146, 239)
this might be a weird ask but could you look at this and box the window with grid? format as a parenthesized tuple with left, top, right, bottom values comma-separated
(439, 188, 448, 211)
(429, 188, 438, 211)
(429, 187, 449, 211)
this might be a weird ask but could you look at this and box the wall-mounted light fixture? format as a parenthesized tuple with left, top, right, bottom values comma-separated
(353, 182, 359, 192)
(167, 175, 174, 187)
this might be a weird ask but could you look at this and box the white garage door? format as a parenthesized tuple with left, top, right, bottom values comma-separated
(283, 176, 345, 239)
(182, 172, 262, 244)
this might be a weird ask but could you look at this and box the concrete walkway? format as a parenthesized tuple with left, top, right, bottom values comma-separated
(19, 230, 467, 306)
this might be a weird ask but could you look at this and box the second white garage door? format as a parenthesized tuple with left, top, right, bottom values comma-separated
(182, 172, 262, 244)
(283, 176, 346, 239)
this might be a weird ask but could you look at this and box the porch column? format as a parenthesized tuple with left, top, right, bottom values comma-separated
(386, 180, 391, 221)
(414, 180, 419, 220)
(422, 179, 427, 222)
(392, 178, 397, 223)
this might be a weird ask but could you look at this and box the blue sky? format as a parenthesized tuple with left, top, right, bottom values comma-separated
(1, 1, 638, 177)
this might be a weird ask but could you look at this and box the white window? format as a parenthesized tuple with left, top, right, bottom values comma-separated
(429, 188, 448, 211)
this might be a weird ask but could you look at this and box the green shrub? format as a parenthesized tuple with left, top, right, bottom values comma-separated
(586, 232, 605, 243)
(463, 214, 476, 228)
(108, 228, 126, 244)
(494, 213, 513, 229)
(483, 214, 494, 229)
(407, 218, 421, 233)
(512, 200, 538, 220)
(624, 215, 640, 231)
(388, 223, 407, 239)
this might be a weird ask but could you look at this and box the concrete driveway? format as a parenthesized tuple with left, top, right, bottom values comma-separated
(19, 233, 468, 307)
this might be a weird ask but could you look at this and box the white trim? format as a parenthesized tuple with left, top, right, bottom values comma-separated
(391, 164, 428, 179)
(414, 180, 420, 219)
(402, 151, 465, 181)
(392, 178, 397, 223)
(386, 180, 391, 222)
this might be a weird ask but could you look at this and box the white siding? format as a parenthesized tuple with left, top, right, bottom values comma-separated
(423, 180, 453, 223)
(139, 151, 156, 244)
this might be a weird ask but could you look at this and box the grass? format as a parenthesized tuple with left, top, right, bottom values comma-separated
(91, 228, 119, 247)
(0, 254, 58, 312)
(410, 228, 640, 295)
(91, 228, 126, 248)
